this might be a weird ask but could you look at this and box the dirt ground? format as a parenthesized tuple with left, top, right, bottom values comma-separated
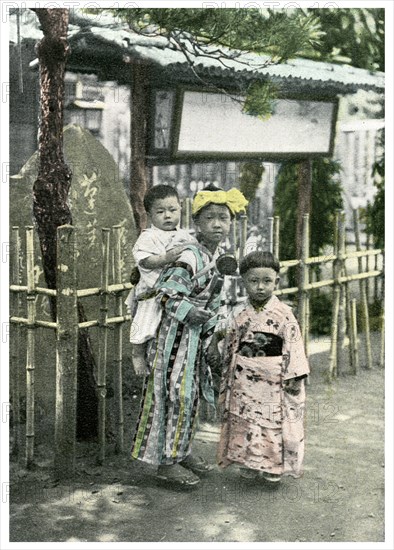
(8, 334, 385, 543)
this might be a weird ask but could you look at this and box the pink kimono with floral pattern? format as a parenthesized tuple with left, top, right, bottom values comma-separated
(217, 295, 309, 478)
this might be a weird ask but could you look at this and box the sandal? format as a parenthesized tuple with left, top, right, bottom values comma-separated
(180, 455, 213, 474)
(156, 464, 200, 488)
(239, 467, 260, 480)
(262, 472, 282, 483)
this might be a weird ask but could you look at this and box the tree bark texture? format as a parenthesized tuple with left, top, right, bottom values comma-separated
(32, 8, 98, 440)
(130, 60, 150, 233)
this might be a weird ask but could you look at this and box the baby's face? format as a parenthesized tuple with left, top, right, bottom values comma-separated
(149, 196, 181, 231)
(242, 267, 279, 305)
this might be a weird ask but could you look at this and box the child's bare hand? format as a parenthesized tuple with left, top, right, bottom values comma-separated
(185, 306, 212, 325)
(283, 378, 301, 396)
(165, 245, 189, 263)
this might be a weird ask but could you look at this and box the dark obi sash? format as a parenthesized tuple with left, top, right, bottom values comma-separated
(237, 332, 283, 358)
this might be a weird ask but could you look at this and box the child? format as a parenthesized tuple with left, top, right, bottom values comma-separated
(215, 251, 309, 482)
(127, 185, 195, 375)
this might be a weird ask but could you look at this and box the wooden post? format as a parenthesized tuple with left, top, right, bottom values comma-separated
(379, 303, 385, 369)
(328, 214, 340, 381)
(55, 225, 78, 478)
(353, 209, 373, 369)
(231, 215, 237, 256)
(239, 214, 248, 261)
(336, 212, 347, 376)
(267, 217, 274, 253)
(379, 251, 385, 369)
(112, 226, 124, 454)
(11, 227, 22, 455)
(366, 233, 371, 303)
(350, 298, 359, 374)
(296, 159, 312, 261)
(273, 216, 280, 260)
(298, 214, 310, 355)
(25, 227, 36, 468)
(97, 229, 110, 464)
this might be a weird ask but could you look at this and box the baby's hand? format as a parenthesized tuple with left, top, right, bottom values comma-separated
(184, 306, 212, 325)
(165, 245, 189, 263)
(283, 378, 302, 396)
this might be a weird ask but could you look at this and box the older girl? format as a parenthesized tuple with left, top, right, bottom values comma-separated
(131, 185, 248, 488)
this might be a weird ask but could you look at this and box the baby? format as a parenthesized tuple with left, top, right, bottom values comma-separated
(127, 185, 195, 375)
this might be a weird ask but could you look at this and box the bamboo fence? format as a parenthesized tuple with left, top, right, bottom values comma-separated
(10, 207, 384, 476)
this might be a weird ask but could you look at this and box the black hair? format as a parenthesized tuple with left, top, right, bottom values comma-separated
(143, 185, 180, 213)
(240, 251, 280, 275)
(192, 183, 234, 220)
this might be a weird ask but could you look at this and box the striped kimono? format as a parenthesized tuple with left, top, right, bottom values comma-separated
(131, 244, 222, 465)
(217, 296, 310, 478)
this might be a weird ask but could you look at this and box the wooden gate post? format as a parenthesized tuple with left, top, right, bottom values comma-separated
(55, 225, 78, 478)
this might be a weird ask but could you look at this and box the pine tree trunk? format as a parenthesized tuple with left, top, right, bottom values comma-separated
(32, 8, 98, 440)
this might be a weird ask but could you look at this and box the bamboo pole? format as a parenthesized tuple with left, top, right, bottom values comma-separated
(267, 216, 274, 253)
(350, 299, 359, 374)
(25, 227, 36, 468)
(298, 214, 310, 355)
(328, 213, 341, 381)
(366, 233, 371, 303)
(11, 227, 22, 455)
(97, 228, 110, 464)
(54, 225, 79, 479)
(239, 214, 248, 260)
(379, 251, 385, 369)
(112, 226, 124, 454)
(353, 209, 373, 369)
(336, 212, 347, 376)
(273, 216, 280, 260)
(379, 303, 385, 369)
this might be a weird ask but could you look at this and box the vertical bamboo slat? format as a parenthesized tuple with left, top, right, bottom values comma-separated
(267, 216, 274, 254)
(25, 227, 36, 468)
(328, 214, 340, 380)
(97, 229, 110, 464)
(112, 226, 124, 454)
(55, 225, 78, 479)
(298, 214, 310, 355)
(350, 298, 359, 374)
(239, 214, 247, 260)
(353, 209, 373, 369)
(11, 227, 22, 455)
(273, 216, 280, 260)
(336, 212, 347, 376)
(379, 304, 385, 369)
(366, 233, 371, 302)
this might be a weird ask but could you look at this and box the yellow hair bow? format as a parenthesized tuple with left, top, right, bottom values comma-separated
(192, 188, 248, 216)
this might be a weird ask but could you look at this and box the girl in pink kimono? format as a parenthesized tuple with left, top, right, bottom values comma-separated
(215, 251, 309, 482)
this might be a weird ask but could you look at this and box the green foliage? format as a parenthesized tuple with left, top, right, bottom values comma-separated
(243, 81, 278, 119)
(304, 8, 384, 71)
(106, 8, 324, 60)
(274, 158, 343, 261)
(363, 133, 385, 249)
(239, 162, 264, 202)
(309, 292, 332, 335)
